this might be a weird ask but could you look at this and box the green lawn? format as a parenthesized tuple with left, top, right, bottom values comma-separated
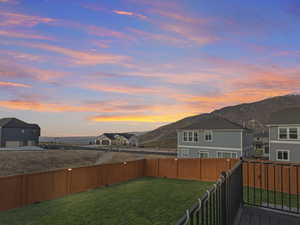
(0, 177, 213, 225)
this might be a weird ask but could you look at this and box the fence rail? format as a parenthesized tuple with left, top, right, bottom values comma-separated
(174, 161, 243, 225)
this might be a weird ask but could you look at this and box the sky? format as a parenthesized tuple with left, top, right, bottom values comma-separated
(0, 0, 300, 136)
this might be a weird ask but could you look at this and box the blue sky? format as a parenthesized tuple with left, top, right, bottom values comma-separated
(0, 0, 299, 136)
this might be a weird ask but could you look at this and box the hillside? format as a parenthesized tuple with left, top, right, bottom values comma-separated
(139, 95, 300, 148)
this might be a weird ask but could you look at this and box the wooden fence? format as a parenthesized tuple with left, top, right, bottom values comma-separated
(145, 158, 239, 182)
(0, 158, 239, 212)
(243, 161, 300, 195)
(0, 160, 144, 211)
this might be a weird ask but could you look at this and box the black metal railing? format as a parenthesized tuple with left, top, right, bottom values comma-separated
(174, 161, 243, 225)
(243, 160, 300, 214)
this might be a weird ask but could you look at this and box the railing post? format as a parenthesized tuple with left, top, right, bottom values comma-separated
(240, 158, 244, 207)
(220, 171, 227, 225)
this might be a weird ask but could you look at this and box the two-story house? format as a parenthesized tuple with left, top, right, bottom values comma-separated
(177, 114, 253, 159)
(0, 118, 40, 148)
(267, 107, 300, 162)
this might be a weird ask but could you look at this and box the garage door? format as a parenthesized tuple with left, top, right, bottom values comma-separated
(5, 141, 23, 148)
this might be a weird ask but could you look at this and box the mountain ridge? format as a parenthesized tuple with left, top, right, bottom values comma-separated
(139, 94, 300, 148)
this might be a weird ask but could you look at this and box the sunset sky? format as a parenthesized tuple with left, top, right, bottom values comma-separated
(0, 0, 299, 136)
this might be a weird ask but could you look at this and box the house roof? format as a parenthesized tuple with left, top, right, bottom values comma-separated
(268, 107, 300, 125)
(0, 118, 40, 129)
(180, 114, 247, 130)
(102, 133, 135, 140)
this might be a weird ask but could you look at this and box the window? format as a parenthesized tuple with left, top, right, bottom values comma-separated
(289, 128, 298, 139)
(276, 150, 289, 161)
(188, 132, 193, 142)
(217, 151, 238, 159)
(183, 132, 187, 142)
(204, 130, 213, 142)
(21, 129, 25, 133)
(194, 132, 198, 142)
(279, 128, 287, 139)
(197, 151, 209, 158)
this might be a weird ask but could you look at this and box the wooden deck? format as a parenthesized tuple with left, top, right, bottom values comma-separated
(236, 206, 300, 225)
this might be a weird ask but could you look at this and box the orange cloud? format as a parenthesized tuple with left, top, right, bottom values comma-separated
(89, 113, 192, 123)
(0, 81, 31, 88)
(113, 10, 134, 16)
(17, 42, 131, 66)
(112, 10, 147, 19)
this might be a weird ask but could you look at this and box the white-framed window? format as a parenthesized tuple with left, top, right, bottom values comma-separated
(279, 128, 288, 139)
(194, 131, 198, 142)
(278, 127, 300, 140)
(181, 149, 190, 158)
(276, 150, 290, 161)
(204, 130, 213, 142)
(289, 128, 298, 139)
(188, 132, 193, 142)
(197, 151, 209, 158)
(217, 151, 238, 159)
(183, 132, 187, 142)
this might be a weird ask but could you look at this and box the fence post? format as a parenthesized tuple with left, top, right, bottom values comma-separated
(220, 171, 227, 225)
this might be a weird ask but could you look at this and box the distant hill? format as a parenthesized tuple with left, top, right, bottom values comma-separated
(139, 95, 300, 148)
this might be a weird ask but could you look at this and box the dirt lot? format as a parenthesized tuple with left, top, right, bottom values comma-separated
(0, 150, 170, 177)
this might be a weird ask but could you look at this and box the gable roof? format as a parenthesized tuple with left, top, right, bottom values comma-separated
(0, 118, 40, 129)
(268, 107, 300, 125)
(180, 113, 246, 130)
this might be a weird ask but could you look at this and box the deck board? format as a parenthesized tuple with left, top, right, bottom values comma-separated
(237, 206, 300, 225)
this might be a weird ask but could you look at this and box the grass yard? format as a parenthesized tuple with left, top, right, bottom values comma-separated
(0, 177, 213, 225)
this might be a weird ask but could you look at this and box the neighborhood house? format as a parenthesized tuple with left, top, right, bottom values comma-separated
(95, 133, 136, 146)
(177, 114, 253, 159)
(0, 118, 40, 148)
(267, 107, 300, 162)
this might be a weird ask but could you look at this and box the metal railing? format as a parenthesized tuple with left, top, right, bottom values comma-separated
(174, 160, 243, 225)
(243, 160, 300, 214)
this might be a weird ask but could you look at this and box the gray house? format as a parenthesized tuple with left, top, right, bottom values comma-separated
(0, 118, 40, 148)
(267, 108, 300, 162)
(177, 114, 253, 159)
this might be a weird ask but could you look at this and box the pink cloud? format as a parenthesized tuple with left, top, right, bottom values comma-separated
(0, 81, 31, 88)
(0, 29, 53, 40)
(84, 83, 160, 95)
(0, 58, 68, 82)
(0, 11, 55, 27)
(13, 42, 131, 66)
(0, 50, 47, 62)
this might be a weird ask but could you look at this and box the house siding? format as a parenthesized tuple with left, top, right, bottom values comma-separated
(177, 130, 247, 158)
(269, 126, 300, 162)
(1, 128, 40, 147)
